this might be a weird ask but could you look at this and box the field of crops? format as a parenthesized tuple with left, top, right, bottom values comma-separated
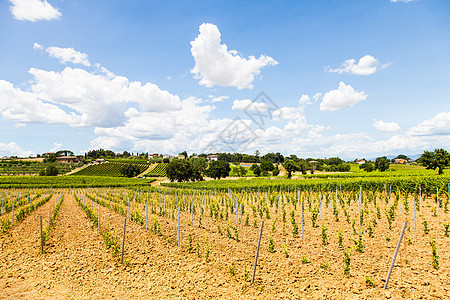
(71, 162, 150, 177)
(0, 161, 81, 175)
(0, 181, 448, 298)
(145, 163, 167, 177)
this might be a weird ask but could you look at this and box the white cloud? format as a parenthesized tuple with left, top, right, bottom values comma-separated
(320, 82, 367, 111)
(9, 0, 61, 22)
(209, 95, 229, 103)
(299, 94, 311, 105)
(50, 142, 62, 152)
(373, 119, 401, 132)
(45, 46, 91, 66)
(0, 79, 78, 125)
(390, 0, 414, 2)
(190, 23, 278, 89)
(232, 99, 268, 111)
(28, 66, 182, 127)
(408, 112, 450, 136)
(0, 142, 34, 157)
(33, 42, 43, 50)
(313, 93, 322, 101)
(327, 55, 387, 75)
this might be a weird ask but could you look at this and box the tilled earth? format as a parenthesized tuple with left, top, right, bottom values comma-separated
(0, 191, 449, 299)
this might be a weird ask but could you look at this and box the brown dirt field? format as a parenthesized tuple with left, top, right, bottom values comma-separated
(1, 189, 449, 299)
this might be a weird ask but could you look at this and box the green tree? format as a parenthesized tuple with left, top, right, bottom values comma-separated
(360, 162, 375, 172)
(40, 164, 58, 176)
(375, 156, 390, 172)
(250, 164, 261, 177)
(166, 159, 193, 182)
(260, 161, 275, 171)
(206, 160, 231, 179)
(283, 160, 299, 178)
(43, 153, 57, 163)
(120, 164, 141, 177)
(418, 148, 450, 175)
(272, 166, 280, 176)
(190, 157, 207, 181)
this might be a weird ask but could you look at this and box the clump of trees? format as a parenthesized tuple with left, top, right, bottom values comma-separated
(120, 164, 141, 177)
(166, 157, 213, 182)
(39, 164, 59, 176)
(418, 148, 450, 175)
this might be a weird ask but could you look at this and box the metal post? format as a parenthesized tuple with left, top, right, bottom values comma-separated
(40, 216, 43, 253)
(384, 221, 408, 289)
(177, 207, 180, 247)
(121, 218, 126, 264)
(252, 220, 264, 284)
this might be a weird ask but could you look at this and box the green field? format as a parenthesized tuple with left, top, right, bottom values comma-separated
(71, 162, 150, 177)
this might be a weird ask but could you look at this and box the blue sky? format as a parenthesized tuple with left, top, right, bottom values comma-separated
(1, 0, 450, 159)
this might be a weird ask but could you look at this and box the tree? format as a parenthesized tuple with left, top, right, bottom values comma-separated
(283, 160, 299, 178)
(418, 148, 450, 175)
(206, 160, 231, 179)
(120, 164, 141, 177)
(40, 164, 58, 176)
(360, 162, 375, 172)
(250, 164, 261, 177)
(190, 157, 207, 181)
(260, 161, 274, 172)
(43, 153, 57, 163)
(166, 159, 193, 182)
(272, 166, 280, 176)
(375, 156, 390, 172)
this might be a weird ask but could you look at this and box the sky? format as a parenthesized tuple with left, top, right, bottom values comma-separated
(0, 0, 450, 160)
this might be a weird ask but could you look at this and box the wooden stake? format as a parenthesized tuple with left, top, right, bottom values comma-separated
(145, 195, 148, 230)
(240, 203, 243, 243)
(413, 197, 416, 232)
(384, 221, 407, 289)
(252, 220, 264, 284)
(98, 203, 100, 232)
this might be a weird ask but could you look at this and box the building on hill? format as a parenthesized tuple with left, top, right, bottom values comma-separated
(355, 159, 366, 164)
(394, 158, 408, 164)
(57, 156, 82, 163)
(178, 155, 186, 160)
(207, 154, 218, 161)
(148, 153, 159, 159)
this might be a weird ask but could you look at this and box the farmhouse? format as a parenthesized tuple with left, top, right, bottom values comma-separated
(207, 154, 218, 161)
(57, 156, 82, 163)
(355, 159, 366, 164)
(394, 158, 408, 164)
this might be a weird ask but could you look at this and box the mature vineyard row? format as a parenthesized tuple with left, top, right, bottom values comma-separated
(162, 175, 450, 195)
(0, 176, 155, 188)
(0, 161, 80, 175)
(71, 162, 150, 177)
(145, 163, 167, 177)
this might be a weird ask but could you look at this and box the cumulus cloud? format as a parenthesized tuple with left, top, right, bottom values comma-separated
(45, 46, 91, 66)
(232, 99, 268, 111)
(373, 119, 401, 132)
(9, 0, 61, 22)
(327, 55, 388, 75)
(0, 79, 78, 125)
(408, 112, 450, 136)
(190, 23, 278, 89)
(0, 142, 34, 157)
(320, 82, 367, 111)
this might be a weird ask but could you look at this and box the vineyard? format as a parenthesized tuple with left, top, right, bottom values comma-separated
(144, 163, 167, 177)
(0, 176, 155, 188)
(71, 162, 150, 177)
(0, 179, 448, 298)
(0, 161, 81, 175)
